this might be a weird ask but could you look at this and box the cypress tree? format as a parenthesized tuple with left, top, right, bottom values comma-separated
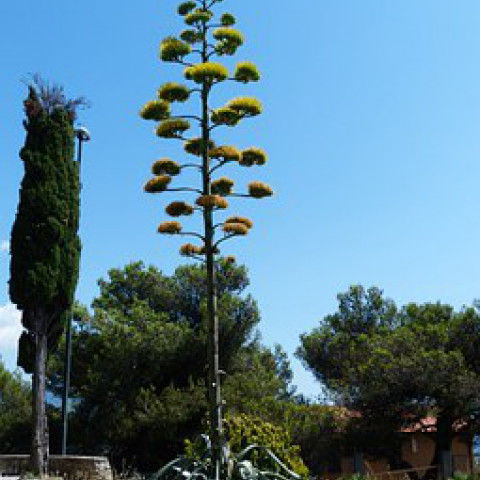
(9, 78, 82, 477)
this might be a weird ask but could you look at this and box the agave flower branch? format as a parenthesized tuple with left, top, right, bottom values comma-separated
(140, 1, 274, 478)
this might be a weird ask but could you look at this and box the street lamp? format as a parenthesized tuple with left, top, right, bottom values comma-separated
(61, 125, 90, 456)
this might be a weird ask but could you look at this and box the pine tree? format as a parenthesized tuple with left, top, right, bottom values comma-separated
(10, 77, 83, 477)
(140, 2, 272, 478)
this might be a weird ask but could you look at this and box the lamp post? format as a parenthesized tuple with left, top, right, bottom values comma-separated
(61, 125, 90, 456)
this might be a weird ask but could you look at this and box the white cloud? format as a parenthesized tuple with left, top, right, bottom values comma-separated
(0, 240, 9, 254)
(0, 303, 22, 352)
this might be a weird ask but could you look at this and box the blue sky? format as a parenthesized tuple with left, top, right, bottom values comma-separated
(2, 1, 480, 397)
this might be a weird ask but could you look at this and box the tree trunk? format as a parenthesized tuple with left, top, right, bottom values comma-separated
(423, 414, 453, 480)
(435, 414, 454, 480)
(200, 6, 222, 480)
(31, 317, 48, 478)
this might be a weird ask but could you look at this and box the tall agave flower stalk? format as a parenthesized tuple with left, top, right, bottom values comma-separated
(141, 1, 272, 478)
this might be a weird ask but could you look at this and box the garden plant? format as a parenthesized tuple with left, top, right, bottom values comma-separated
(139, 1, 288, 479)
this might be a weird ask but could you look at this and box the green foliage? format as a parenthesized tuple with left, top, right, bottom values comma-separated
(158, 83, 190, 103)
(298, 285, 480, 461)
(140, 100, 170, 120)
(234, 62, 260, 83)
(0, 361, 31, 453)
(223, 414, 309, 478)
(10, 84, 81, 364)
(156, 119, 190, 138)
(160, 37, 191, 62)
(47, 261, 286, 472)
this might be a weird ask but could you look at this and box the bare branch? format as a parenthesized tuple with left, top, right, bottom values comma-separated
(179, 232, 206, 241)
(209, 159, 236, 175)
(227, 193, 252, 198)
(181, 163, 202, 171)
(169, 114, 203, 123)
(214, 233, 239, 249)
(166, 187, 203, 194)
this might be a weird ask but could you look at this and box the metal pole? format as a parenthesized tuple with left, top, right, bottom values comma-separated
(60, 313, 72, 455)
(61, 126, 89, 455)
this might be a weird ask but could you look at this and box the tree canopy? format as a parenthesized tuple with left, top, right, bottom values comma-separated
(48, 261, 293, 472)
(298, 285, 480, 470)
(0, 360, 31, 454)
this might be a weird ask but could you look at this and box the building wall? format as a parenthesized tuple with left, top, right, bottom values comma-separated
(401, 433, 472, 473)
(340, 433, 473, 477)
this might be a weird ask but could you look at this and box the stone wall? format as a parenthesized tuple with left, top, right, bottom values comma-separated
(0, 455, 113, 480)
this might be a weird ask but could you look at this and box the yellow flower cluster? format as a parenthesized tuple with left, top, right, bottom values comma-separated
(177, 1, 196, 16)
(144, 175, 171, 193)
(239, 148, 267, 167)
(213, 27, 244, 55)
(158, 83, 190, 103)
(180, 29, 200, 44)
(151, 159, 181, 176)
(196, 195, 229, 209)
(156, 119, 190, 138)
(158, 221, 182, 234)
(184, 62, 228, 84)
(180, 243, 202, 256)
(211, 177, 234, 196)
(166, 201, 194, 217)
(139, 100, 170, 121)
(221, 13, 236, 26)
(225, 216, 253, 229)
(184, 137, 215, 156)
(248, 181, 274, 198)
(211, 107, 240, 126)
(185, 10, 212, 26)
(223, 223, 249, 236)
(234, 62, 260, 83)
(226, 97, 262, 117)
(209, 146, 241, 162)
(160, 37, 191, 62)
